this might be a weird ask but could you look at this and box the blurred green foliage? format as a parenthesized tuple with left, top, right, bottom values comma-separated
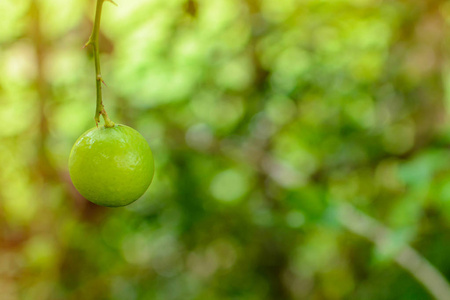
(1, 0, 450, 299)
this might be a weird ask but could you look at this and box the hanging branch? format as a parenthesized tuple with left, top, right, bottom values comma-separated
(84, 0, 117, 127)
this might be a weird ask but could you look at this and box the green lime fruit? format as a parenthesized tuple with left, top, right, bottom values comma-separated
(69, 124, 154, 207)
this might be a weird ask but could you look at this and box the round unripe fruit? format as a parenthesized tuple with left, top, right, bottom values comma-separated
(69, 125, 154, 207)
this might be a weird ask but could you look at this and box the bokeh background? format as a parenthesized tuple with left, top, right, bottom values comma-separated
(1, 0, 450, 299)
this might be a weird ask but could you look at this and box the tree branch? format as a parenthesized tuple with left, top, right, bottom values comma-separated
(85, 0, 115, 127)
(337, 203, 450, 300)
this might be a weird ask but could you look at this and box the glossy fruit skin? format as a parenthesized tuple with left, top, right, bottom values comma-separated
(69, 125, 154, 207)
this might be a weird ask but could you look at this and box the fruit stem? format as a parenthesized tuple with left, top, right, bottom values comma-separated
(85, 0, 117, 128)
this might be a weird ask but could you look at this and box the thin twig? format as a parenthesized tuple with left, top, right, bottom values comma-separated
(85, 0, 115, 127)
